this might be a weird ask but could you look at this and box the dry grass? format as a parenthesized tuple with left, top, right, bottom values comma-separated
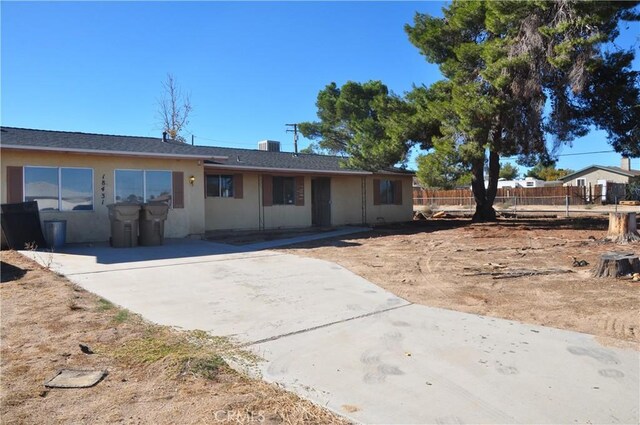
(0, 250, 348, 424)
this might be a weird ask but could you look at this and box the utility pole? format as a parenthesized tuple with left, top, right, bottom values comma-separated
(286, 123, 298, 154)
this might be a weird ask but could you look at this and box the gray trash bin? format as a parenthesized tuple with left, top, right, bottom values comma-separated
(139, 202, 169, 246)
(44, 220, 67, 249)
(107, 203, 141, 248)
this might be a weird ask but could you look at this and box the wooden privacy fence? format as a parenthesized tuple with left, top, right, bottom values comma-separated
(413, 183, 627, 206)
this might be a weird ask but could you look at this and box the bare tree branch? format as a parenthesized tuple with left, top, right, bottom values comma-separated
(157, 73, 192, 143)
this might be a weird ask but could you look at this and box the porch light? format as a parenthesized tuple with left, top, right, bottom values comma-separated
(189, 175, 196, 185)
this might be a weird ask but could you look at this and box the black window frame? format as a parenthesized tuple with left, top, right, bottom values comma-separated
(273, 176, 295, 205)
(379, 179, 395, 205)
(206, 174, 234, 198)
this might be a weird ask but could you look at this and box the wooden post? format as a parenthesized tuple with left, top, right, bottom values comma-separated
(605, 212, 640, 243)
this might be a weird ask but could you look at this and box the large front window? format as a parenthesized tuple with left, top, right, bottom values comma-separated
(24, 166, 93, 211)
(114, 170, 172, 205)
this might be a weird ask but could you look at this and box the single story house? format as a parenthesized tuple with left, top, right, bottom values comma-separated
(561, 157, 640, 187)
(0, 127, 414, 243)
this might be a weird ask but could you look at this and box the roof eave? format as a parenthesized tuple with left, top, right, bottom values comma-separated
(374, 170, 416, 177)
(204, 163, 371, 175)
(1, 144, 227, 161)
(560, 165, 636, 181)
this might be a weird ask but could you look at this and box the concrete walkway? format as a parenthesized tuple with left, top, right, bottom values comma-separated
(22, 234, 639, 424)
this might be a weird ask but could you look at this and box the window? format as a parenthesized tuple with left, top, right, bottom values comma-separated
(115, 170, 172, 205)
(273, 176, 295, 205)
(373, 178, 402, 206)
(115, 170, 143, 203)
(576, 178, 586, 187)
(61, 168, 94, 210)
(24, 166, 93, 211)
(145, 171, 172, 203)
(526, 181, 534, 187)
(206, 175, 234, 197)
(379, 179, 395, 205)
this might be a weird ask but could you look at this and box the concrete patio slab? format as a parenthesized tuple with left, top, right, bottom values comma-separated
(255, 304, 639, 424)
(21, 236, 639, 424)
(21, 237, 407, 343)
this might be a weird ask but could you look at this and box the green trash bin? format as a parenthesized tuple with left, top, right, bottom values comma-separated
(139, 202, 169, 246)
(107, 203, 141, 248)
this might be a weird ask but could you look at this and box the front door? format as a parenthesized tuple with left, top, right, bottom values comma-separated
(312, 178, 331, 227)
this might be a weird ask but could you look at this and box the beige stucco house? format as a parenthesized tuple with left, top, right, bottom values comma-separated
(560, 157, 640, 187)
(1, 127, 413, 243)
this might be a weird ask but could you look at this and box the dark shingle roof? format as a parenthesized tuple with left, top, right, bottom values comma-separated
(0, 126, 413, 175)
(198, 146, 371, 174)
(560, 165, 640, 181)
(0, 127, 214, 159)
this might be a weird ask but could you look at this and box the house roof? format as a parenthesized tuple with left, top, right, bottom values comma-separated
(0, 126, 219, 160)
(560, 164, 640, 181)
(200, 146, 399, 175)
(0, 127, 414, 176)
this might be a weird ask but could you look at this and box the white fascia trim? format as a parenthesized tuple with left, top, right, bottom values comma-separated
(2, 144, 227, 161)
(203, 163, 372, 175)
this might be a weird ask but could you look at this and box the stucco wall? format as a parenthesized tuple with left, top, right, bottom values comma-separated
(205, 173, 260, 230)
(563, 169, 631, 187)
(204, 172, 311, 231)
(204, 172, 413, 230)
(365, 175, 414, 225)
(331, 176, 365, 225)
(1, 149, 205, 243)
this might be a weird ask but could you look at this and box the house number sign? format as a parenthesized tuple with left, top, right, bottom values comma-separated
(101, 174, 106, 205)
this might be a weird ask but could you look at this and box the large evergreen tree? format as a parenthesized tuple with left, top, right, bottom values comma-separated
(406, 0, 640, 221)
(299, 81, 435, 171)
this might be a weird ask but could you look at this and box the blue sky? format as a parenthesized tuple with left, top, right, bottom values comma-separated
(2, 1, 638, 175)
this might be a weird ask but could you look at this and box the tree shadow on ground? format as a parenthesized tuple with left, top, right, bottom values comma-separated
(282, 219, 471, 250)
(280, 216, 610, 250)
(495, 217, 609, 231)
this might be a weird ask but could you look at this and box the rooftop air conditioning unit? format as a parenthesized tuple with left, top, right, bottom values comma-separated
(258, 140, 280, 152)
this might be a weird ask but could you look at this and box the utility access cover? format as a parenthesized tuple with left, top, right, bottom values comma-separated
(44, 369, 107, 388)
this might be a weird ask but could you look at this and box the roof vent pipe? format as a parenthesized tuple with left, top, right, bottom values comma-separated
(162, 131, 167, 143)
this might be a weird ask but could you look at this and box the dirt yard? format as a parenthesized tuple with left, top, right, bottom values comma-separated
(0, 251, 346, 425)
(280, 218, 640, 348)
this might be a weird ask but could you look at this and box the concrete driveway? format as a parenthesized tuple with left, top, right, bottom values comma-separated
(22, 234, 639, 424)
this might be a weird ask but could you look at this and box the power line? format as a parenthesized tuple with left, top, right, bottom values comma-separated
(186, 130, 618, 157)
(503, 149, 618, 160)
(183, 131, 260, 147)
(556, 150, 615, 157)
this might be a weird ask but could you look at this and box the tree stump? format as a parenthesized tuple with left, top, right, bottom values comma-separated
(605, 212, 640, 244)
(592, 252, 640, 278)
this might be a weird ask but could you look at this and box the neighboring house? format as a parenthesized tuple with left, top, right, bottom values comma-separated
(0, 127, 413, 243)
(560, 157, 640, 187)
